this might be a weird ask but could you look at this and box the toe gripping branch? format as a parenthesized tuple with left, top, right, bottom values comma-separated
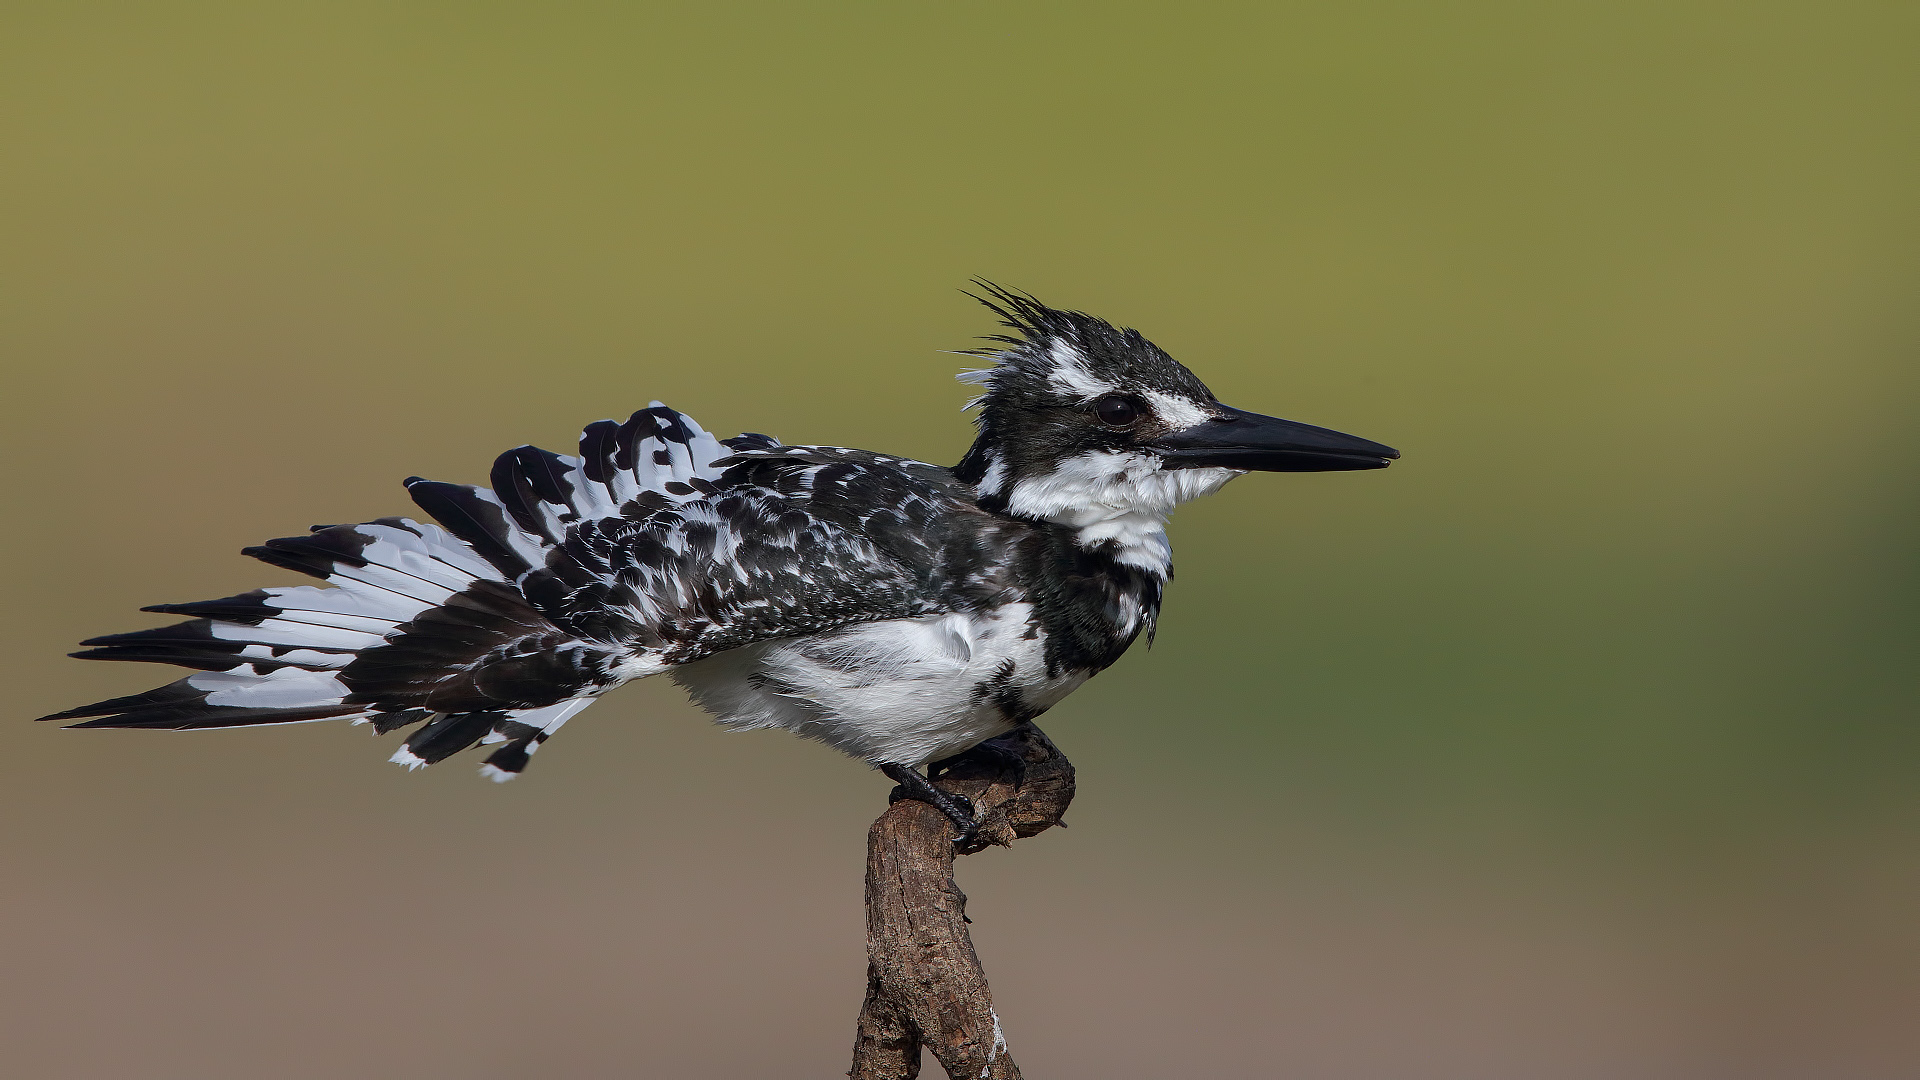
(880, 724, 1061, 854)
(880, 762, 982, 846)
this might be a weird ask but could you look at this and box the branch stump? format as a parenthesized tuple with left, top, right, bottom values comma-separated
(849, 724, 1075, 1080)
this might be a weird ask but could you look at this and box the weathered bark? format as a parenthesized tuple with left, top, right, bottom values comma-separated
(849, 724, 1075, 1080)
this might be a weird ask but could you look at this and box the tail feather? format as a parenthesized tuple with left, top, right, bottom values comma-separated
(146, 585, 415, 634)
(390, 711, 502, 768)
(72, 643, 354, 674)
(46, 670, 366, 729)
(244, 535, 461, 610)
(401, 479, 542, 581)
(38, 516, 590, 761)
(84, 618, 376, 656)
(44, 404, 760, 779)
(491, 445, 579, 545)
(68, 704, 368, 730)
(370, 708, 434, 735)
(475, 697, 596, 782)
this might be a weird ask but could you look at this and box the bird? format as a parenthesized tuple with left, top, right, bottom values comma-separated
(40, 284, 1398, 842)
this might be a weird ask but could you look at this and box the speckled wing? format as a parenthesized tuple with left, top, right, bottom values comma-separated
(45, 404, 1017, 779)
(466, 440, 1020, 671)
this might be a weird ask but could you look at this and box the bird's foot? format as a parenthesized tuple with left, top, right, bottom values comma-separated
(879, 762, 982, 849)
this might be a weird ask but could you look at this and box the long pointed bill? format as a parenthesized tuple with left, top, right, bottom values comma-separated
(1150, 405, 1400, 472)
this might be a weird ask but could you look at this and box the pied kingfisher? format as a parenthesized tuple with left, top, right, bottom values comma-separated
(43, 285, 1397, 838)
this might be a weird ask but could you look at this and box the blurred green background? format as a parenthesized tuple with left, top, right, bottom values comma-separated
(3, 3, 1915, 1077)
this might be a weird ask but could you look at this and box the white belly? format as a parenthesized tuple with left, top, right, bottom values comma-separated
(669, 603, 1087, 766)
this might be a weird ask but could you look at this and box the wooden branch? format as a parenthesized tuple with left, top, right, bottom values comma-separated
(849, 724, 1076, 1080)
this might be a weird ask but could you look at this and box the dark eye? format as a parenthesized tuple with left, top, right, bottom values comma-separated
(1093, 395, 1140, 427)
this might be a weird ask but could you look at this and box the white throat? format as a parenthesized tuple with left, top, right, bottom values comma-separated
(1002, 451, 1241, 573)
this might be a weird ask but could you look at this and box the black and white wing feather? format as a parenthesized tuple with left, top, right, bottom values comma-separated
(496, 442, 1018, 665)
(43, 404, 1013, 779)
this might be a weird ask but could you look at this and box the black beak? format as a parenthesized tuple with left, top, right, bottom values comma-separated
(1150, 405, 1400, 472)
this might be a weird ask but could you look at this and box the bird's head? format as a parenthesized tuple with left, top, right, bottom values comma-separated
(953, 284, 1397, 567)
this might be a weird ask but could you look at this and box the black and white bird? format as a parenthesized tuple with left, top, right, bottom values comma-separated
(42, 286, 1397, 838)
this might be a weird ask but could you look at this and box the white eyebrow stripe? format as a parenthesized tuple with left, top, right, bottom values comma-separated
(1141, 389, 1217, 430)
(1044, 340, 1117, 401)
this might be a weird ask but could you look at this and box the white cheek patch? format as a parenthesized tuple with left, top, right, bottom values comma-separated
(1141, 390, 1217, 431)
(1004, 450, 1242, 573)
(1044, 340, 1117, 401)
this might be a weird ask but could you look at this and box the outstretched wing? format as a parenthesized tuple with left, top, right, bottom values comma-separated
(42, 406, 778, 778)
(46, 403, 1018, 779)
(409, 424, 1019, 673)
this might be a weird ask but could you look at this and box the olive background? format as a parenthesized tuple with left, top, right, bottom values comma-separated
(2, 4, 1915, 1077)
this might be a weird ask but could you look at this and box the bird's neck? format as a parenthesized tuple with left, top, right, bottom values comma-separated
(958, 441, 1200, 675)
(1011, 524, 1167, 676)
(959, 440, 1240, 578)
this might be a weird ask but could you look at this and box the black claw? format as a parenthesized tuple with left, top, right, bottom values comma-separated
(879, 762, 979, 845)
